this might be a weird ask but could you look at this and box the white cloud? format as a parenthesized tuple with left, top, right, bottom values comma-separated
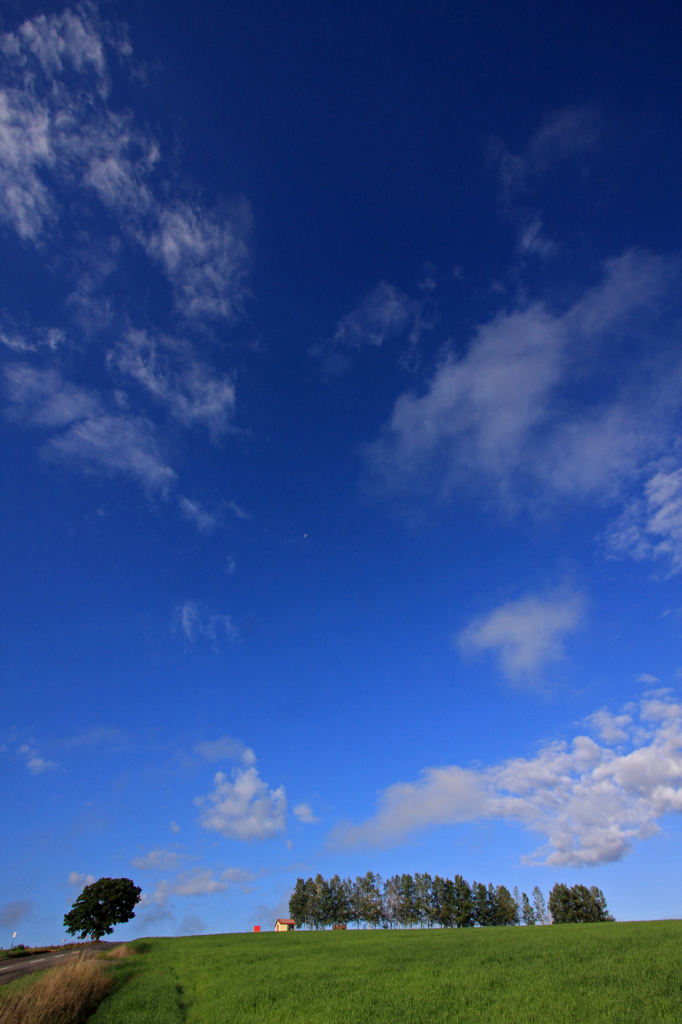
(67, 871, 95, 888)
(495, 106, 601, 205)
(144, 200, 250, 322)
(583, 708, 633, 744)
(293, 803, 320, 824)
(363, 250, 681, 513)
(0, 9, 249, 325)
(142, 869, 227, 907)
(195, 737, 257, 767)
(311, 281, 434, 376)
(109, 330, 236, 438)
(18, 742, 57, 774)
(0, 326, 65, 353)
(221, 866, 259, 886)
(172, 870, 227, 897)
(606, 465, 682, 574)
(46, 413, 176, 494)
(179, 497, 219, 534)
(170, 821, 180, 834)
(516, 218, 559, 260)
(4, 365, 177, 494)
(331, 281, 429, 349)
(334, 694, 682, 867)
(196, 766, 287, 841)
(5, 9, 109, 83)
(174, 602, 238, 644)
(457, 590, 584, 679)
(131, 849, 185, 871)
(4, 364, 101, 428)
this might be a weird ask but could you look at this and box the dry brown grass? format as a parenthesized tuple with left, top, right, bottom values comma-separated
(103, 944, 135, 960)
(0, 954, 113, 1024)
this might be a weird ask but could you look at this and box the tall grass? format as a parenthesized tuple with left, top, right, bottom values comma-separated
(90, 921, 682, 1024)
(0, 954, 112, 1024)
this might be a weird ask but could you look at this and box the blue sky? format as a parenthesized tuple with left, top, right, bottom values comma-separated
(1, 0, 682, 943)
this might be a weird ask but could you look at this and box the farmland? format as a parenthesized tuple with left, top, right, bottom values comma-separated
(87, 921, 682, 1024)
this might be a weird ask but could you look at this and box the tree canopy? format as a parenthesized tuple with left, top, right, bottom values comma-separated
(63, 877, 142, 941)
(289, 873, 614, 929)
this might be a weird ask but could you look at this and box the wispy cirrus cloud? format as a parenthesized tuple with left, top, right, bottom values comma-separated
(0, 7, 249, 322)
(174, 602, 238, 645)
(0, 6, 252, 509)
(18, 742, 57, 775)
(178, 496, 220, 534)
(333, 694, 682, 867)
(311, 281, 435, 376)
(492, 106, 602, 207)
(4, 364, 101, 428)
(362, 249, 682, 523)
(606, 464, 682, 574)
(131, 849, 186, 872)
(141, 864, 260, 908)
(457, 590, 584, 680)
(46, 412, 176, 494)
(109, 330, 236, 438)
(195, 765, 287, 841)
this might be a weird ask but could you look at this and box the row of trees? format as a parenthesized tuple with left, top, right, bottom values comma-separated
(289, 873, 612, 929)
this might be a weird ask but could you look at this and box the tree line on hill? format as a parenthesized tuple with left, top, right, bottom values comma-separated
(288, 873, 613, 929)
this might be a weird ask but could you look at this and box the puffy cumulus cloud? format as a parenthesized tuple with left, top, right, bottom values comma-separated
(18, 742, 57, 774)
(196, 766, 287, 841)
(606, 464, 682, 574)
(174, 602, 238, 645)
(362, 250, 681, 515)
(293, 803, 320, 824)
(67, 871, 95, 888)
(108, 330, 236, 438)
(130, 849, 185, 871)
(195, 737, 257, 767)
(333, 695, 682, 867)
(457, 590, 584, 680)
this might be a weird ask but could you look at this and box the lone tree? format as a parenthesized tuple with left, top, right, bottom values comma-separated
(64, 877, 141, 941)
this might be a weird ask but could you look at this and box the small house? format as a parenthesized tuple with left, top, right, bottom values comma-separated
(275, 918, 296, 932)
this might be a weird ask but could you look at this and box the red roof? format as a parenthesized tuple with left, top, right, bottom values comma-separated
(276, 919, 296, 924)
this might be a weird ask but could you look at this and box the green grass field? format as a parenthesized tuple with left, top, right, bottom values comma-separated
(90, 922, 682, 1024)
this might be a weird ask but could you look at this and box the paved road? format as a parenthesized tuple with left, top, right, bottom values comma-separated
(0, 943, 116, 986)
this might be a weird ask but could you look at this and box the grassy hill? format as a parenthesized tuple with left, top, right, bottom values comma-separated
(87, 921, 681, 1023)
